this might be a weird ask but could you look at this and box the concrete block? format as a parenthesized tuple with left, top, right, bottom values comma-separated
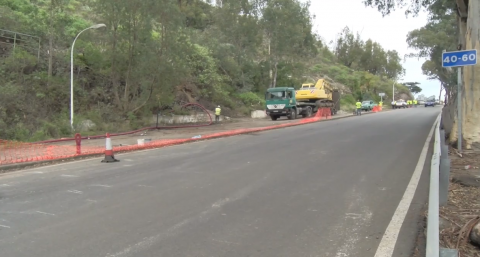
(251, 110, 267, 119)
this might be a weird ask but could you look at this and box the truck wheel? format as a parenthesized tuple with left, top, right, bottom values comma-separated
(270, 115, 278, 121)
(303, 107, 312, 118)
(288, 109, 296, 120)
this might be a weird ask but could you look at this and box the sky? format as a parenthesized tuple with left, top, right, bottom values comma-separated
(303, 0, 441, 100)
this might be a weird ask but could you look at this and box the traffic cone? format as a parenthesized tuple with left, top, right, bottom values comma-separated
(101, 133, 119, 163)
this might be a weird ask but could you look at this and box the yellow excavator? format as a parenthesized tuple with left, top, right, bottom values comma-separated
(295, 77, 339, 110)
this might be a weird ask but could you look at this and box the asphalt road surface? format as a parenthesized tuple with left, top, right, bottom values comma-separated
(0, 107, 441, 257)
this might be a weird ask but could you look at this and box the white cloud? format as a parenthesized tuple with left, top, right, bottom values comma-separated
(303, 0, 441, 99)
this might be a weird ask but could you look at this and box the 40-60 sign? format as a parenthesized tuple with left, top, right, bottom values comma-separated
(442, 49, 477, 68)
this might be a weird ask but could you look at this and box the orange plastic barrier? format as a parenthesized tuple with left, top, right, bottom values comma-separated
(0, 107, 336, 166)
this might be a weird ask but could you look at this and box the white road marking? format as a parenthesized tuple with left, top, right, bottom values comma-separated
(90, 184, 112, 188)
(374, 113, 440, 257)
(61, 174, 78, 177)
(36, 211, 56, 216)
(67, 190, 83, 194)
(0, 224, 10, 228)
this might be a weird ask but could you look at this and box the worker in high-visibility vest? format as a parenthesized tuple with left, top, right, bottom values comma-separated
(355, 100, 362, 116)
(391, 100, 396, 109)
(379, 101, 383, 107)
(215, 105, 221, 123)
(413, 99, 417, 107)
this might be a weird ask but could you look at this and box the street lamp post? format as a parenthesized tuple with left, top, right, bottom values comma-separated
(70, 23, 106, 129)
(392, 78, 404, 102)
(392, 81, 395, 101)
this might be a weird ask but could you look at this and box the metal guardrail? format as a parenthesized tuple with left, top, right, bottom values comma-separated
(426, 114, 458, 257)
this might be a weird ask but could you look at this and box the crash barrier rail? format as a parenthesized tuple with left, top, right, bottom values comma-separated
(32, 103, 213, 144)
(426, 116, 457, 257)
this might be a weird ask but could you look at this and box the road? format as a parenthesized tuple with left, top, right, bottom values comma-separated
(0, 107, 440, 257)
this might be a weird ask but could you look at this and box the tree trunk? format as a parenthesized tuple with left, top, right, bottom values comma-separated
(272, 61, 278, 88)
(438, 84, 443, 103)
(452, 1, 480, 149)
(450, 0, 480, 149)
(48, 35, 53, 81)
(444, 86, 449, 105)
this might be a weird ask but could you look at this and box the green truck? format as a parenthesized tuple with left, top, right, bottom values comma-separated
(265, 87, 340, 121)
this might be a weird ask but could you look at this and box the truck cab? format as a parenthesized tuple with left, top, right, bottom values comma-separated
(265, 87, 297, 120)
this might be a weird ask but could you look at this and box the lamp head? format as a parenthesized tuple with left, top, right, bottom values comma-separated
(90, 24, 106, 29)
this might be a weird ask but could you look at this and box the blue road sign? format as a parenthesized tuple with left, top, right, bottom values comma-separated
(442, 49, 477, 67)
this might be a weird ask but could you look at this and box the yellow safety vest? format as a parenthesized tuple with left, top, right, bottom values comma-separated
(355, 102, 362, 109)
(413, 100, 417, 104)
(215, 107, 221, 115)
(379, 101, 383, 107)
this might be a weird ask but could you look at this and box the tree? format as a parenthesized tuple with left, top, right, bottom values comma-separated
(334, 27, 404, 79)
(260, 0, 317, 88)
(405, 0, 457, 105)
(334, 27, 364, 68)
(364, 0, 480, 149)
(402, 82, 422, 95)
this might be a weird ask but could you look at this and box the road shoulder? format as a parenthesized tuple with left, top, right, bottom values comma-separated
(395, 136, 434, 256)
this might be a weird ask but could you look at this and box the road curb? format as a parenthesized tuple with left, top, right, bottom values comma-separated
(0, 110, 389, 174)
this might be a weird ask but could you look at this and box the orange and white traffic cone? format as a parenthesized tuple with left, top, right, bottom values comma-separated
(101, 133, 119, 163)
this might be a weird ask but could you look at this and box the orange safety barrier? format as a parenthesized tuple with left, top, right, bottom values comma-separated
(0, 107, 339, 166)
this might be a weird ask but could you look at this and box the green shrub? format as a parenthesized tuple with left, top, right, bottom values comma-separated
(238, 92, 265, 107)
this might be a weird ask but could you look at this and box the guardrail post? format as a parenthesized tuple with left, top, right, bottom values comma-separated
(439, 129, 451, 206)
(439, 157, 451, 206)
(440, 129, 446, 147)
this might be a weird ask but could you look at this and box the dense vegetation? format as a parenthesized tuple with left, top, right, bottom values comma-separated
(0, 0, 409, 141)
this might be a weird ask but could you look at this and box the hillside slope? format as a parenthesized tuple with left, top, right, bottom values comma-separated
(0, 0, 410, 141)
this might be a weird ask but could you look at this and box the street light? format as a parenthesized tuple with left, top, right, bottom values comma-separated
(392, 78, 403, 101)
(70, 23, 106, 129)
